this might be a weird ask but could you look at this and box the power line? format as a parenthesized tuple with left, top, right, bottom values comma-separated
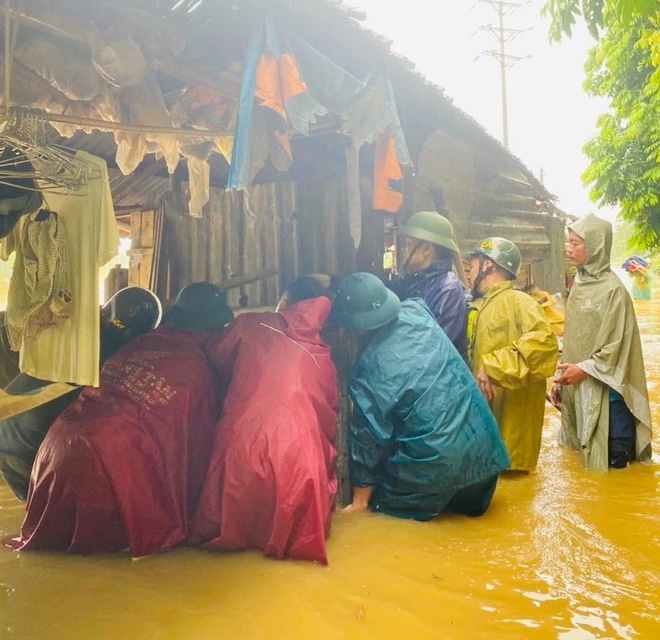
(476, 0, 531, 149)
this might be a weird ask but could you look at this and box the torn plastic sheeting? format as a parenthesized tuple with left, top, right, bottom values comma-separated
(186, 157, 210, 218)
(14, 36, 103, 102)
(89, 24, 149, 88)
(120, 75, 180, 174)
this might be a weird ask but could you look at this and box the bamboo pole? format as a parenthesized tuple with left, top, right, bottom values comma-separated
(0, 106, 231, 138)
(452, 231, 469, 288)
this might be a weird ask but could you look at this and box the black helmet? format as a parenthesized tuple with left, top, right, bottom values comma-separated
(100, 287, 163, 359)
(101, 287, 162, 338)
(164, 282, 233, 331)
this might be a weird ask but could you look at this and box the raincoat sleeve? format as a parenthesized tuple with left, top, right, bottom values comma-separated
(348, 373, 395, 487)
(481, 293, 558, 390)
(426, 283, 467, 349)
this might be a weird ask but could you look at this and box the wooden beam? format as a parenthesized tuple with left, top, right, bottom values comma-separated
(0, 106, 231, 138)
(218, 267, 278, 291)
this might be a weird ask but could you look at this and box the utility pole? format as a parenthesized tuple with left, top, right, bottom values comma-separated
(477, 1, 530, 149)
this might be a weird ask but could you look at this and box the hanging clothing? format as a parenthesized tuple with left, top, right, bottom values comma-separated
(0, 311, 19, 387)
(388, 258, 467, 358)
(13, 151, 119, 386)
(12, 326, 223, 556)
(559, 214, 652, 470)
(468, 281, 558, 472)
(0, 146, 44, 239)
(349, 299, 510, 520)
(190, 297, 338, 564)
(4, 210, 71, 349)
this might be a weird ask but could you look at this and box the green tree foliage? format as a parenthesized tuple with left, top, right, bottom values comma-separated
(611, 218, 659, 272)
(542, 0, 660, 250)
(543, 0, 658, 38)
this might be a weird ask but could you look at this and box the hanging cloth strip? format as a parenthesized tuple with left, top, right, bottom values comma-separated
(5, 209, 72, 349)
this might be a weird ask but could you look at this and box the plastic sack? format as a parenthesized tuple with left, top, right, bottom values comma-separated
(14, 36, 102, 102)
(89, 24, 148, 88)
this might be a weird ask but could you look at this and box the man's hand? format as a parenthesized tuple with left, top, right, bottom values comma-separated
(342, 486, 372, 514)
(554, 363, 588, 386)
(477, 365, 496, 402)
(550, 383, 561, 408)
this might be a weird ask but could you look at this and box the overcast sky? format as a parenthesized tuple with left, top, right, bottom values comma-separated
(352, 0, 618, 222)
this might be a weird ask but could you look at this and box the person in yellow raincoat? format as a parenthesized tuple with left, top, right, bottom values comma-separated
(467, 238, 558, 472)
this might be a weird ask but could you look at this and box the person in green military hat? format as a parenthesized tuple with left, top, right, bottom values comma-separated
(331, 272, 510, 520)
(466, 237, 558, 473)
(389, 210, 468, 358)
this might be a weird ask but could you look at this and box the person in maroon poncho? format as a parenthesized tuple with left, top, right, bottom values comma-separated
(190, 275, 339, 564)
(12, 282, 233, 557)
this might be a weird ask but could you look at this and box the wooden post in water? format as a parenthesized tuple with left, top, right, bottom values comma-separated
(323, 325, 361, 507)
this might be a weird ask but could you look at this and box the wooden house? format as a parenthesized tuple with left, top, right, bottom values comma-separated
(1, 0, 566, 501)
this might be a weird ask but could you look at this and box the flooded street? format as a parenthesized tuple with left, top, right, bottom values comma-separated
(0, 302, 657, 640)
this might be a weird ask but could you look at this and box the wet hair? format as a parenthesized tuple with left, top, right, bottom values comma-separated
(285, 274, 340, 304)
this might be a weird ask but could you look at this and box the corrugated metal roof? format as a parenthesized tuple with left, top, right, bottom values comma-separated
(43, 0, 556, 209)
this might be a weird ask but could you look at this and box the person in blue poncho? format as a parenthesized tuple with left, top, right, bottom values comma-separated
(331, 272, 510, 520)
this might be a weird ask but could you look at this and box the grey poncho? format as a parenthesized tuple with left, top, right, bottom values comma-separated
(560, 214, 652, 470)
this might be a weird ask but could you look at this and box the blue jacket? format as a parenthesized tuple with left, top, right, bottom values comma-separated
(389, 258, 467, 358)
(349, 299, 510, 520)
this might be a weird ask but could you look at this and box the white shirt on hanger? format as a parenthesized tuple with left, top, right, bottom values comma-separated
(3, 151, 119, 386)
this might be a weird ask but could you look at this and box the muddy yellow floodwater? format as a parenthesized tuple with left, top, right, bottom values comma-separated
(1, 302, 658, 639)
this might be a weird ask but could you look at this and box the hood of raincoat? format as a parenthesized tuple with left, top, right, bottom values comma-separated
(280, 296, 331, 343)
(569, 213, 612, 278)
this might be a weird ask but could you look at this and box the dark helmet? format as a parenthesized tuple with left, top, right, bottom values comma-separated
(101, 286, 162, 341)
(399, 211, 459, 253)
(467, 237, 521, 279)
(330, 272, 400, 331)
(164, 281, 233, 331)
(100, 287, 162, 360)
